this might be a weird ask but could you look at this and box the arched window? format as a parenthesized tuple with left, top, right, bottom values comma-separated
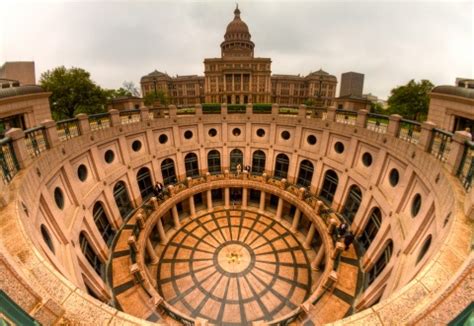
(341, 185, 363, 224)
(416, 235, 432, 265)
(113, 181, 133, 219)
(230, 149, 243, 172)
(207, 150, 221, 175)
(319, 170, 338, 204)
(251, 150, 266, 175)
(296, 160, 314, 187)
(79, 232, 105, 280)
(274, 153, 289, 179)
(359, 207, 383, 252)
(92, 202, 115, 247)
(161, 159, 177, 186)
(40, 225, 54, 253)
(367, 240, 393, 286)
(184, 153, 199, 178)
(136, 167, 154, 200)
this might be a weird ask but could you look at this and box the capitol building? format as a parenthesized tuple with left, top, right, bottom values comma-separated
(0, 5, 473, 326)
(140, 6, 337, 107)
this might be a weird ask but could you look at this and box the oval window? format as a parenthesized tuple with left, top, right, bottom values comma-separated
(184, 130, 193, 139)
(77, 164, 88, 182)
(54, 187, 64, 210)
(307, 135, 317, 145)
(334, 142, 345, 154)
(132, 140, 142, 152)
(159, 134, 168, 144)
(104, 150, 115, 163)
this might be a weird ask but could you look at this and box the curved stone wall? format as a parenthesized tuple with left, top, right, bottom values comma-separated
(0, 106, 472, 324)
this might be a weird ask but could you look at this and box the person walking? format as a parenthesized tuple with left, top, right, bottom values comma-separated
(344, 232, 355, 250)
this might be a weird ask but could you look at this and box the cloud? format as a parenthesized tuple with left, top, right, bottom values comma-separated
(2, 0, 472, 99)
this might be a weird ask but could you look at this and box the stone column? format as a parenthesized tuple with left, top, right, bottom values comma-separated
(225, 187, 230, 209)
(146, 239, 159, 264)
(189, 195, 196, 219)
(298, 104, 307, 118)
(387, 114, 402, 137)
(5, 128, 31, 168)
(418, 121, 436, 152)
(326, 106, 337, 122)
(168, 105, 177, 118)
(76, 113, 91, 135)
(447, 130, 472, 174)
(242, 188, 248, 208)
(140, 106, 150, 121)
(356, 109, 368, 128)
(109, 109, 121, 127)
(172, 205, 180, 229)
(311, 245, 325, 270)
(304, 222, 316, 249)
(290, 208, 301, 233)
(156, 218, 168, 244)
(275, 197, 283, 221)
(271, 103, 279, 115)
(41, 119, 60, 148)
(259, 191, 266, 211)
(207, 189, 213, 211)
(328, 217, 338, 235)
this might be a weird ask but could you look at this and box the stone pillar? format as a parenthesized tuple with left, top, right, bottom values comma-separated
(150, 197, 159, 210)
(328, 217, 338, 235)
(156, 218, 168, 244)
(146, 239, 159, 264)
(271, 103, 279, 115)
(418, 121, 436, 152)
(127, 236, 137, 252)
(304, 222, 316, 249)
(275, 197, 283, 221)
(76, 113, 90, 135)
(242, 188, 248, 208)
(447, 130, 472, 174)
(246, 103, 253, 115)
(259, 191, 266, 211)
(298, 104, 307, 118)
(323, 271, 338, 290)
(315, 200, 323, 215)
(225, 187, 230, 209)
(387, 114, 402, 137)
(172, 205, 180, 229)
(290, 208, 301, 233)
(332, 241, 345, 259)
(109, 109, 121, 127)
(221, 103, 228, 115)
(326, 106, 337, 122)
(356, 109, 368, 128)
(5, 128, 31, 168)
(207, 189, 213, 211)
(139, 106, 150, 121)
(189, 195, 196, 219)
(136, 213, 145, 229)
(168, 105, 177, 118)
(40, 119, 60, 148)
(311, 245, 325, 270)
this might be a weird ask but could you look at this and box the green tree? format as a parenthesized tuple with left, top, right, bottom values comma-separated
(40, 66, 108, 120)
(387, 79, 434, 121)
(370, 101, 385, 114)
(144, 90, 169, 106)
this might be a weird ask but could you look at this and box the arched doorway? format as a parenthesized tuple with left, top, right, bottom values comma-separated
(296, 160, 314, 187)
(230, 149, 243, 172)
(252, 150, 266, 175)
(341, 185, 363, 224)
(113, 181, 133, 219)
(319, 170, 338, 204)
(79, 232, 105, 280)
(367, 240, 393, 287)
(207, 150, 221, 175)
(274, 153, 289, 179)
(359, 207, 383, 252)
(136, 167, 154, 200)
(161, 158, 177, 186)
(184, 153, 199, 178)
(92, 201, 116, 247)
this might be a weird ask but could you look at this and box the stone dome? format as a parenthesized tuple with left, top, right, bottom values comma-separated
(225, 6, 250, 36)
(221, 5, 255, 57)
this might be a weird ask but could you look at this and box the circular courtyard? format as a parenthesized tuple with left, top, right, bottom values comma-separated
(156, 208, 313, 325)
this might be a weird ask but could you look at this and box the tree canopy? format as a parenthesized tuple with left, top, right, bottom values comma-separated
(387, 79, 434, 121)
(40, 66, 108, 120)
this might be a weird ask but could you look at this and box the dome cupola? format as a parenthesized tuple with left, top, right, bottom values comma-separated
(220, 5, 255, 58)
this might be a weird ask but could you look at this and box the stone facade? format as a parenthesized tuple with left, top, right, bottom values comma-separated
(141, 7, 337, 106)
(0, 61, 36, 85)
(0, 104, 472, 324)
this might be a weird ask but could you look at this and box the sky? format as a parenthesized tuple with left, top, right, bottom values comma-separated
(1, 0, 472, 99)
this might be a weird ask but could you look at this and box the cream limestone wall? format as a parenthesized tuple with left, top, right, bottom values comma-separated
(428, 92, 474, 131)
(0, 92, 52, 128)
(0, 108, 472, 324)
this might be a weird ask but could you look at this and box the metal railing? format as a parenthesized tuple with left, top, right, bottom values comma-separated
(335, 109, 357, 125)
(119, 109, 141, 125)
(430, 128, 453, 162)
(161, 302, 194, 326)
(56, 118, 80, 141)
(88, 113, 111, 131)
(367, 113, 389, 134)
(0, 137, 19, 184)
(24, 126, 49, 158)
(457, 140, 474, 191)
(399, 119, 421, 144)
